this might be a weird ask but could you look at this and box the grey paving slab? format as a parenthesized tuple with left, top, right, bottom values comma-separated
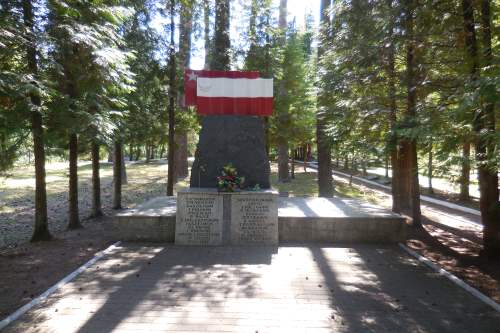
(5, 244, 499, 333)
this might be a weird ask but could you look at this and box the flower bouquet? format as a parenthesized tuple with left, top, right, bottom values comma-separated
(217, 164, 245, 192)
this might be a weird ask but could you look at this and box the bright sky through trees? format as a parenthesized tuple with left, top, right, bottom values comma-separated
(190, 0, 320, 69)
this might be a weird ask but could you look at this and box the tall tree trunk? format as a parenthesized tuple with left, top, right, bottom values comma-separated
(113, 140, 122, 209)
(385, 153, 389, 178)
(210, 0, 230, 70)
(175, 0, 193, 179)
(174, 133, 189, 178)
(428, 143, 433, 194)
(166, 0, 176, 196)
(480, 0, 499, 203)
(459, 141, 470, 201)
(68, 133, 81, 229)
(291, 148, 295, 179)
(91, 141, 102, 217)
(403, 0, 421, 225)
(107, 146, 113, 162)
(386, 0, 401, 213)
(23, 0, 52, 241)
(277, 0, 290, 182)
(203, 0, 211, 69)
(462, 0, 500, 258)
(317, 0, 334, 197)
(121, 145, 127, 184)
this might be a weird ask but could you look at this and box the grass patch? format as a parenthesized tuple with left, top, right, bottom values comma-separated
(270, 170, 318, 197)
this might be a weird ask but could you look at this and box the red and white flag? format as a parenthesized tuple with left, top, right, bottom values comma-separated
(183, 69, 273, 116)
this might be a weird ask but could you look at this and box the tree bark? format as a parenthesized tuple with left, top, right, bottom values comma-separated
(90, 141, 102, 217)
(174, 133, 189, 178)
(203, 0, 211, 69)
(68, 133, 81, 229)
(461, 0, 500, 258)
(113, 140, 122, 209)
(316, 0, 334, 197)
(459, 141, 470, 201)
(385, 153, 389, 178)
(107, 146, 113, 162)
(174, 0, 193, 179)
(386, 0, 400, 214)
(291, 148, 295, 179)
(403, 0, 421, 225)
(166, 0, 176, 196)
(277, 0, 290, 182)
(428, 143, 433, 194)
(210, 0, 230, 71)
(23, 0, 52, 241)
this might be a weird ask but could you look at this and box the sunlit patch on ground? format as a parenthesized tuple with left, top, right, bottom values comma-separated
(4, 245, 499, 333)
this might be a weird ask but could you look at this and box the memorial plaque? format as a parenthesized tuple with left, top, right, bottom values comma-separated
(175, 192, 223, 245)
(231, 193, 278, 245)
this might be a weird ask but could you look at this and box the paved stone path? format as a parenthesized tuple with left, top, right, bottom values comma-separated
(4, 244, 500, 333)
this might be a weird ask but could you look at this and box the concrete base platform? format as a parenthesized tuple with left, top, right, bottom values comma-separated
(114, 196, 406, 243)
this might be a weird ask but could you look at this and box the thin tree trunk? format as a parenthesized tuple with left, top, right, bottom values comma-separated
(23, 0, 52, 241)
(459, 141, 470, 201)
(113, 140, 122, 209)
(203, 0, 211, 69)
(386, 0, 401, 213)
(174, 133, 189, 178)
(68, 133, 81, 229)
(385, 153, 389, 178)
(403, 0, 421, 225)
(166, 0, 176, 196)
(304, 152, 308, 173)
(175, 1, 193, 179)
(317, 0, 334, 197)
(91, 141, 102, 217)
(277, 0, 290, 183)
(107, 146, 113, 162)
(291, 149, 295, 179)
(146, 145, 150, 163)
(278, 142, 289, 182)
(428, 143, 433, 194)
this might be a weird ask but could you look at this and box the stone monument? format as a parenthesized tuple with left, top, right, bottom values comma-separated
(190, 116, 271, 189)
(176, 68, 277, 246)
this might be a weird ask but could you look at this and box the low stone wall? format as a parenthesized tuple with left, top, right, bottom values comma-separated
(279, 216, 406, 243)
(113, 197, 176, 242)
(114, 196, 407, 244)
(114, 215, 176, 242)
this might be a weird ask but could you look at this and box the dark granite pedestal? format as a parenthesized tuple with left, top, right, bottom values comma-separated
(190, 116, 271, 189)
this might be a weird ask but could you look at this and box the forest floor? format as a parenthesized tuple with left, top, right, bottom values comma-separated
(0, 161, 498, 320)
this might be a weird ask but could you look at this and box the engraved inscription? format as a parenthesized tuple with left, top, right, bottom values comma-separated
(176, 194, 223, 245)
(231, 194, 278, 245)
